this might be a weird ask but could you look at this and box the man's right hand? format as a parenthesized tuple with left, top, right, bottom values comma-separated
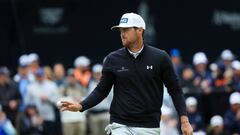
(59, 101, 82, 112)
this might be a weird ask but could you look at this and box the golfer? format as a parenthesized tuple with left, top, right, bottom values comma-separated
(60, 12, 193, 135)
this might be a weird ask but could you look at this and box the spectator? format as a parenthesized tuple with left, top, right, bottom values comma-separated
(28, 53, 40, 75)
(60, 69, 87, 135)
(53, 63, 66, 88)
(219, 49, 234, 72)
(0, 66, 21, 126)
(14, 55, 33, 112)
(73, 56, 92, 88)
(170, 48, 184, 77)
(25, 68, 60, 135)
(224, 92, 240, 134)
(181, 66, 197, 94)
(230, 60, 240, 92)
(18, 105, 44, 135)
(209, 63, 232, 93)
(43, 66, 54, 81)
(14, 54, 35, 83)
(186, 97, 204, 132)
(216, 50, 235, 87)
(0, 104, 16, 135)
(207, 115, 229, 135)
(192, 52, 212, 94)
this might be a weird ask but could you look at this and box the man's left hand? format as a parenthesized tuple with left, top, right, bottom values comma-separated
(181, 121, 193, 135)
(180, 116, 193, 135)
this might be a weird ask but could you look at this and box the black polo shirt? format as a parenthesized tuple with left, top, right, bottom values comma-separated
(81, 45, 187, 128)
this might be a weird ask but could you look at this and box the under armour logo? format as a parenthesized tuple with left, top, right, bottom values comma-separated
(146, 65, 153, 70)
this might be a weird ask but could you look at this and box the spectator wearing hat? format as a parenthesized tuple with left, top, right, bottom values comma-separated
(209, 63, 232, 93)
(87, 64, 113, 135)
(207, 115, 229, 135)
(14, 54, 35, 83)
(186, 97, 204, 132)
(59, 68, 87, 135)
(219, 49, 235, 71)
(28, 53, 40, 75)
(0, 66, 21, 126)
(170, 48, 185, 78)
(224, 92, 240, 134)
(192, 52, 213, 94)
(0, 104, 16, 135)
(216, 50, 235, 86)
(229, 60, 240, 92)
(73, 56, 92, 88)
(14, 55, 34, 112)
(25, 68, 60, 135)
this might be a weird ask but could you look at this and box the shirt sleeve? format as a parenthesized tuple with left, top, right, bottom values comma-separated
(80, 56, 115, 112)
(161, 51, 187, 116)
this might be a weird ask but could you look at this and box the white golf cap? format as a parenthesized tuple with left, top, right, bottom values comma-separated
(193, 52, 208, 65)
(74, 56, 90, 67)
(186, 97, 198, 107)
(28, 53, 39, 63)
(19, 54, 30, 67)
(209, 63, 218, 71)
(231, 60, 240, 70)
(221, 49, 234, 60)
(111, 13, 146, 30)
(229, 92, 240, 105)
(210, 115, 223, 127)
(92, 64, 103, 73)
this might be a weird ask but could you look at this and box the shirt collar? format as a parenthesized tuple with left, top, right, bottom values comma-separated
(127, 45, 144, 59)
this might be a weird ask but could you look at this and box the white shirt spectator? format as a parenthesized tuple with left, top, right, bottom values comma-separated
(25, 80, 59, 121)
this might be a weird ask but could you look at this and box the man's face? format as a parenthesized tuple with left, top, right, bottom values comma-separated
(213, 125, 224, 133)
(36, 75, 45, 82)
(18, 67, 29, 76)
(119, 27, 139, 47)
(53, 64, 65, 79)
(0, 75, 8, 85)
(231, 103, 240, 112)
(67, 75, 77, 85)
(196, 63, 206, 72)
(234, 69, 240, 76)
(223, 60, 232, 66)
(187, 105, 197, 113)
(171, 56, 181, 65)
(30, 61, 39, 73)
(93, 72, 102, 81)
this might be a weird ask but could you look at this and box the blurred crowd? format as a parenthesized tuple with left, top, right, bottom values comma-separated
(0, 53, 112, 135)
(0, 48, 239, 135)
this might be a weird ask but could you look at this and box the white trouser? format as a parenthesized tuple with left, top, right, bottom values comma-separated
(105, 122, 160, 135)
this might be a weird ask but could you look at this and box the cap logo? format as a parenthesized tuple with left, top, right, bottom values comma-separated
(120, 18, 128, 24)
